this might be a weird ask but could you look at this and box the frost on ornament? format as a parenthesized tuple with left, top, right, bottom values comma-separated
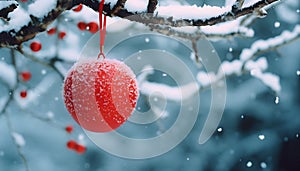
(63, 59, 139, 132)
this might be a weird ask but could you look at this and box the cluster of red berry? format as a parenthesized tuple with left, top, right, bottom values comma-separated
(77, 21, 99, 33)
(66, 140, 86, 154)
(65, 125, 87, 154)
(29, 28, 66, 52)
(29, 3, 99, 53)
(19, 71, 31, 98)
(73, 4, 99, 33)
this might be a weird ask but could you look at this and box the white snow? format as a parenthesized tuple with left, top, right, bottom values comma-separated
(274, 21, 280, 28)
(65, 5, 98, 23)
(196, 71, 217, 87)
(0, 61, 17, 89)
(240, 25, 300, 61)
(200, 20, 254, 37)
(219, 60, 243, 75)
(107, 18, 133, 33)
(0, 1, 16, 11)
(0, 6, 31, 32)
(260, 162, 267, 169)
(251, 70, 281, 92)
(225, 0, 235, 7)
(140, 81, 199, 102)
(258, 134, 265, 140)
(170, 18, 254, 40)
(105, 0, 118, 8)
(246, 161, 253, 167)
(244, 57, 268, 71)
(125, 0, 148, 12)
(156, 4, 230, 20)
(28, 0, 57, 18)
(275, 96, 280, 104)
(12, 132, 26, 147)
(137, 65, 199, 102)
(173, 26, 198, 34)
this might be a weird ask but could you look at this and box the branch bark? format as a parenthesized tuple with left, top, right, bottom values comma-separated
(0, 3, 17, 21)
(0, 0, 279, 47)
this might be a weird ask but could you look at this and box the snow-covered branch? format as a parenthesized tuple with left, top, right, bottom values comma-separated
(0, 0, 279, 47)
(199, 25, 300, 93)
(139, 25, 300, 101)
(240, 25, 300, 62)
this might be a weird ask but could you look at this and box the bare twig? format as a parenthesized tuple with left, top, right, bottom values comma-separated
(4, 113, 30, 171)
(149, 24, 253, 41)
(17, 48, 65, 79)
(1, 49, 30, 171)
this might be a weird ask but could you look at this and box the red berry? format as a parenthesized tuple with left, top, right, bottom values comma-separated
(20, 71, 31, 82)
(75, 143, 86, 154)
(63, 59, 139, 132)
(87, 22, 98, 33)
(30, 42, 42, 52)
(77, 22, 87, 31)
(65, 125, 73, 133)
(20, 90, 27, 98)
(58, 32, 66, 39)
(72, 4, 83, 12)
(20, 0, 28, 2)
(47, 28, 56, 35)
(66, 140, 76, 149)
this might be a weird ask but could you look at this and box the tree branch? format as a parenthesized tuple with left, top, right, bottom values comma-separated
(0, 0, 279, 47)
(0, 3, 17, 21)
(147, 0, 158, 13)
(111, 0, 127, 15)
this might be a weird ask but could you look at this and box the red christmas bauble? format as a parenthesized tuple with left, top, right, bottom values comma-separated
(63, 59, 138, 132)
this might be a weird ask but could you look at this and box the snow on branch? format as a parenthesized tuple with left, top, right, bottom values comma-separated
(0, 1, 17, 21)
(0, 61, 17, 89)
(0, 0, 71, 47)
(0, 0, 279, 47)
(138, 24, 298, 100)
(240, 25, 300, 61)
(198, 25, 300, 93)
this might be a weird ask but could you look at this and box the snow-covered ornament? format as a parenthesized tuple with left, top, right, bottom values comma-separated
(63, 0, 139, 132)
(63, 59, 138, 132)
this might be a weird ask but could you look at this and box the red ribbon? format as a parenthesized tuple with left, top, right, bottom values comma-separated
(98, 0, 107, 59)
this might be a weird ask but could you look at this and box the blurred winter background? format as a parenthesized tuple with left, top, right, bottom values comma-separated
(0, 0, 300, 171)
